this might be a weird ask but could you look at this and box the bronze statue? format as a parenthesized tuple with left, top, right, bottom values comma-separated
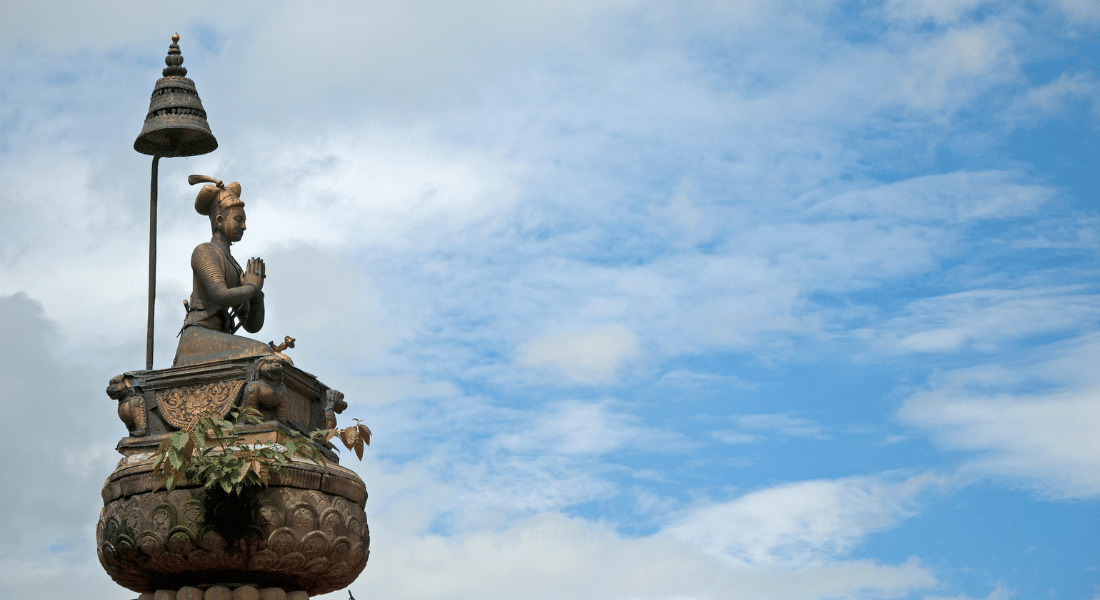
(173, 175, 276, 366)
(99, 37, 369, 598)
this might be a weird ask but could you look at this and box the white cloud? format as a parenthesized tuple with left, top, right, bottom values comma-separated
(864, 287, 1100, 354)
(329, 457, 940, 600)
(493, 400, 651, 455)
(0, 294, 131, 598)
(662, 472, 952, 568)
(890, 25, 1019, 114)
(336, 509, 937, 600)
(714, 414, 829, 444)
(1007, 71, 1100, 120)
(518, 324, 640, 384)
(884, 0, 984, 25)
(923, 583, 1014, 600)
(808, 171, 1053, 224)
(900, 333, 1100, 499)
(1057, 0, 1100, 24)
(657, 369, 758, 391)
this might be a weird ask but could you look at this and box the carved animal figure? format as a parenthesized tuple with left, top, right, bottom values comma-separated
(324, 388, 348, 430)
(268, 335, 296, 365)
(243, 356, 291, 419)
(107, 374, 147, 436)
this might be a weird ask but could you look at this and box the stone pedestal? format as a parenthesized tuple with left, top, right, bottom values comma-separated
(99, 357, 368, 597)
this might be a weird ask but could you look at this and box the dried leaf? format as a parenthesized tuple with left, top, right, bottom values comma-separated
(339, 427, 358, 451)
(353, 435, 364, 460)
(324, 428, 337, 442)
(255, 461, 270, 486)
(181, 438, 196, 461)
(357, 424, 372, 447)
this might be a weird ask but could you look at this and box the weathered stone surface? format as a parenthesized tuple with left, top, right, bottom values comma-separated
(98, 482, 369, 595)
(285, 592, 308, 600)
(154, 590, 177, 600)
(205, 585, 232, 600)
(178, 586, 204, 600)
(257, 588, 287, 600)
(108, 356, 344, 443)
(232, 585, 259, 600)
(139, 594, 155, 600)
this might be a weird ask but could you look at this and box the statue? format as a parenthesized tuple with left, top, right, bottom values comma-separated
(173, 175, 276, 367)
(98, 37, 369, 599)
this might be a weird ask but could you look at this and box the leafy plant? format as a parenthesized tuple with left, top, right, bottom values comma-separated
(151, 406, 371, 496)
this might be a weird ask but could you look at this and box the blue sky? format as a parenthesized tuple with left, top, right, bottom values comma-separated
(0, 1, 1098, 599)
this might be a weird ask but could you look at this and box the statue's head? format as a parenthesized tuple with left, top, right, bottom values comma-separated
(194, 180, 246, 242)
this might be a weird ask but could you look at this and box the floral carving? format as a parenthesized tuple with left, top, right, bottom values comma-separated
(156, 380, 245, 429)
(97, 486, 368, 595)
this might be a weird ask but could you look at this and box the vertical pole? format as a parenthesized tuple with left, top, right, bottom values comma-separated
(147, 155, 161, 371)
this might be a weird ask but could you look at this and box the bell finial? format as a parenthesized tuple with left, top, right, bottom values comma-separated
(133, 32, 218, 157)
(163, 33, 187, 77)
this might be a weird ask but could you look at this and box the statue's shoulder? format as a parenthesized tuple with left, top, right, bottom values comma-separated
(191, 242, 224, 267)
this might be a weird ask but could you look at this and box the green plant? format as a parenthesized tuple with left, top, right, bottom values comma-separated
(151, 406, 371, 496)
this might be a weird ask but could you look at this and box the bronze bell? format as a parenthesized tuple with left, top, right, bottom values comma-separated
(134, 33, 218, 157)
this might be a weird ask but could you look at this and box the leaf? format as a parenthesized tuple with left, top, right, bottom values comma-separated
(255, 461, 271, 486)
(239, 460, 252, 483)
(353, 435, 364, 460)
(168, 449, 183, 470)
(151, 448, 166, 472)
(357, 424, 372, 447)
(165, 472, 176, 492)
(324, 428, 337, 442)
(339, 427, 357, 451)
(181, 438, 196, 463)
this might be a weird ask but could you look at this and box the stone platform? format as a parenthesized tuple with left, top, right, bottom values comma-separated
(99, 356, 367, 597)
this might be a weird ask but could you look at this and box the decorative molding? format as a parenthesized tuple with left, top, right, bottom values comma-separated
(98, 487, 369, 595)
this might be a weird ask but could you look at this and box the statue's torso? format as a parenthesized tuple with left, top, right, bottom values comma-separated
(186, 242, 244, 332)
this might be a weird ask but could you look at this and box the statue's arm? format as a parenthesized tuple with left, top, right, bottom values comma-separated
(239, 256, 265, 333)
(191, 245, 259, 308)
(241, 290, 265, 333)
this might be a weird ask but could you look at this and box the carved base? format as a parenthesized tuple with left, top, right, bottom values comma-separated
(140, 584, 309, 600)
(97, 460, 369, 596)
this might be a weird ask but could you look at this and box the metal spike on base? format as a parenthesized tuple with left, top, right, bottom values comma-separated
(134, 33, 218, 157)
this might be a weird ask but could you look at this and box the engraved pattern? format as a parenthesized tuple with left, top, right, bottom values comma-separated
(157, 380, 244, 429)
(133, 396, 147, 432)
(97, 486, 369, 595)
(283, 388, 311, 428)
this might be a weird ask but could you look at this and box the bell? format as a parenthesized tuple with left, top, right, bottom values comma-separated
(134, 33, 218, 157)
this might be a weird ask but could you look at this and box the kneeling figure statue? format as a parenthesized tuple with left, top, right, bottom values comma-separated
(174, 175, 276, 366)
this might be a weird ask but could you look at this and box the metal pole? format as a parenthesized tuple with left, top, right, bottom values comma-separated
(146, 154, 161, 371)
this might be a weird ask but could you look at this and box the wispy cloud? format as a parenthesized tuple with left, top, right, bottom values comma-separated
(901, 333, 1100, 499)
(517, 325, 640, 384)
(662, 471, 953, 568)
(713, 414, 829, 444)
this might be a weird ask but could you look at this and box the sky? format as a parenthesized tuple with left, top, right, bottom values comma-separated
(0, 1, 1098, 599)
